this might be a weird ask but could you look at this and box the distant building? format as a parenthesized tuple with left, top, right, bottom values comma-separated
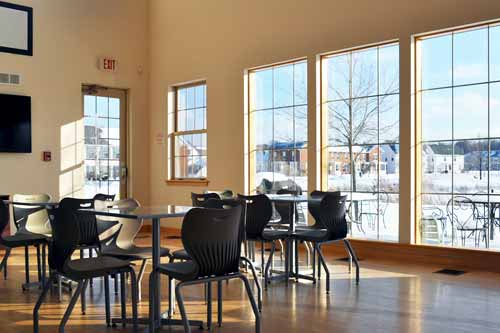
(255, 141, 308, 176)
(327, 144, 399, 176)
(423, 144, 464, 174)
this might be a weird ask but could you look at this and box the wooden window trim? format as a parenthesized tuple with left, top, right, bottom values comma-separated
(168, 81, 208, 182)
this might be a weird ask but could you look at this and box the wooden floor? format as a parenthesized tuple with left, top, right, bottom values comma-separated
(2, 239, 500, 333)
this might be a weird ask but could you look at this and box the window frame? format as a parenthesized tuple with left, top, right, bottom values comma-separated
(246, 58, 309, 194)
(168, 81, 208, 183)
(414, 20, 500, 248)
(319, 40, 400, 242)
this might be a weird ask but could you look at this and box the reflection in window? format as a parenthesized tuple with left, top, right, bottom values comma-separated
(83, 95, 121, 198)
(418, 23, 500, 249)
(171, 83, 207, 179)
(322, 43, 400, 242)
(248, 60, 308, 194)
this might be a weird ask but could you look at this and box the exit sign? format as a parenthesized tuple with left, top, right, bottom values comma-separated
(99, 57, 117, 72)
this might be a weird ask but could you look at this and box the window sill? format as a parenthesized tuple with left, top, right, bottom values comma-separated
(165, 179, 210, 186)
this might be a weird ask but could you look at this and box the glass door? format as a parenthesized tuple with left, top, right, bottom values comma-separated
(82, 85, 127, 199)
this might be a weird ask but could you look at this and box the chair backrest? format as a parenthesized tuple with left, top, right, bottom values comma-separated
(93, 193, 116, 202)
(319, 194, 348, 239)
(205, 190, 234, 199)
(49, 198, 99, 272)
(99, 198, 141, 250)
(308, 191, 341, 228)
(237, 194, 273, 239)
(446, 196, 476, 229)
(0, 200, 9, 239)
(12, 193, 51, 235)
(274, 188, 301, 225)
(181, 205, 243, 278)
(191, 192, 221, 207)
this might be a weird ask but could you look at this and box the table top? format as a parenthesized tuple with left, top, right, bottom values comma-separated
(81, 205, 193, 219)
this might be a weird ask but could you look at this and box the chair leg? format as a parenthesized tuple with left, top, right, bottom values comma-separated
(260, 241, 264, 276)
(240, 256, 262, 312)
(36, 244, 42, 283)
(344, 239, 360, 284)
(316, 245, 330, 294)
(311, 244, 316, 284)
(129, 268, 139, 332)
(175, 283, 191, 333)
(168, 277, 175, 318)
(120, 272, 127, 327)
(278, 240, 284, 261)
(23, 245, 30, 289)
(207, 282, 212, 330)
(0, 247, 11, 280)
(240, 275, 261, 333)
(104, 275, 111, 327)
(304, 241, 311, 266)
(148, 271, 157, 333)
(114, 274, 119, 295)
(217, 280, 223, 327)
(58, 274, 63, 302)
(81, 277, 87, 315)
(59, 280, 86, 333)
(317, 246, 321, 281)
(33, 278, 52, 333)
(294, 239, 299, 281)
(88, 249, 93, 287)
(41, 244, 46, 286)
(264, 242, 276, 289)
(137, 259, 148, 302)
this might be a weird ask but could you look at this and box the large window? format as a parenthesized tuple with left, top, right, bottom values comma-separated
(321, 43, 400, 241)
(417, 23, 500, 249)
(248, 60, 308, 194)
(170, 82, 207, 180)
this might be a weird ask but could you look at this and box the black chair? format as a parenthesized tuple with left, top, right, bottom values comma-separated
(33, 197, 139, 333)
(97, 198, 171, 301)
(154, 205, 260, 333)
(166, 197, 262, 318)
(169, 192, 222, 262)
(238, 194, 290, 287)
(293, 194, 360, 294)
(0, 196, 49, 289)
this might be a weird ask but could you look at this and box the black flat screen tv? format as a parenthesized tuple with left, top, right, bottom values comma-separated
(0, 93, 31, 153)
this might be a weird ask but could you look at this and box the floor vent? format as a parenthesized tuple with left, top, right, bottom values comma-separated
(434, 269, 466, 276)
(336, 257, 363, 262)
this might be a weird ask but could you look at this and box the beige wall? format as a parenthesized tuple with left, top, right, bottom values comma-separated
(149, 0, 500, 234)
(0, 0, 150, 203)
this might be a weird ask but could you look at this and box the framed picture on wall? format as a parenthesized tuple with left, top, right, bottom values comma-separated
(0, 1, 33, 56)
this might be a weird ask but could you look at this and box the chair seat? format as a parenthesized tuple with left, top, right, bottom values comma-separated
(1, 231, 47, 248)
(262, 228, 290, 241)
(102, 245, 170, 261)
(171, 248, 191, 261)
(293, 229, 330, 242)
(64, 256, 131, 280)
(157, 261, 197, 281)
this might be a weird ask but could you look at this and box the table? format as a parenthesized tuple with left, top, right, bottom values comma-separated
(81, 205, 202, 332)
(468, 197, 500, 248)
(267, 193, 377, 281)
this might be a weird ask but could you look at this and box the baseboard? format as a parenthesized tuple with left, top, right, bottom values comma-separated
(139, 226, 500, 273)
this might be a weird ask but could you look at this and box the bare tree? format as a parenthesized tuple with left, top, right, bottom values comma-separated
(327, 51, 399, 192)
